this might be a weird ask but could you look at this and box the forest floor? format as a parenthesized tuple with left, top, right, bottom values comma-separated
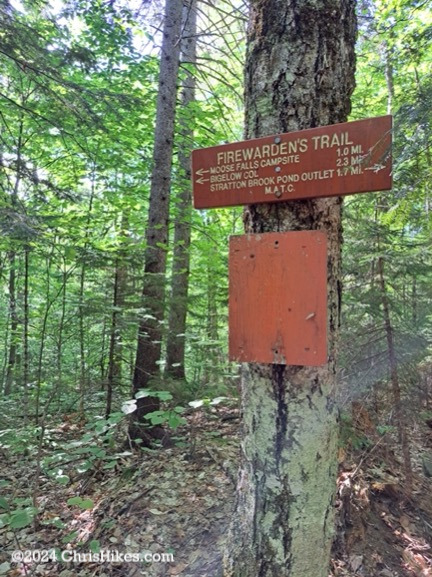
(1, 402, 432, 577)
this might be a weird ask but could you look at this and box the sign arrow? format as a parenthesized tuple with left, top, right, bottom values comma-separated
(195, 168, 209, 176)
(196, 177, 210, 184)
(364, 163, 385, 173)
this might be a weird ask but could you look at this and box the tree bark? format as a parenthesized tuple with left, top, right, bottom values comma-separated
(35, 249, 54, 424)
(76, 171, 96, 418)
(377, 256, 412, 492)
(56, 261, 67, 403)
(4, 250, 18, 396)
(165, 0, 197, 382)
(202, 242, 221, 386)
(78, 262, 86, 418)
(224, 1, 356, 576)
(106, 256, 126, 418)
(23, 246, 29, 422)
(4, 118, 24, 396)
(129, 0, 183, 443)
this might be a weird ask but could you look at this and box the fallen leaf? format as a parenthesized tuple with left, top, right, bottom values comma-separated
(349, 554, 363, 572)
(149, 508, 167, 515)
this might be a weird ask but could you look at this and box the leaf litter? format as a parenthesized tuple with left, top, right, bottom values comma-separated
(1, 402, 432, 576)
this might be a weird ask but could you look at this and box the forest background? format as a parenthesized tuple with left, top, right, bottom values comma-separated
(0, 0, 432, 558)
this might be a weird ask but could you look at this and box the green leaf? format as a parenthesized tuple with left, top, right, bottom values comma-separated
(67, 496, 83, 506)
(150, 415, 166, 425)
(168, 413, 186, 429)
(210, 396, 229, 405)
(10, 510, 32, 529)
(51, 518, 66, 529)
(0, 562, 11, 574)
(107, 412, 124, 424)
(156, 391, 173, 401)
(77, 460, 93, 473)
(94, 421, 110, 434)
(56, 475, 70, 485)
(189, 399, 204, 408)
(73, 447, 92, 454)
(0, 497, 9, 511)
(79, 499, 94, 510)
(62, 531, 78, 544)
(89, 539, 100, 553)
(144, 411, 166, 425)
(101, 519, 116, 529)
(88, 447, 106, 458)
(0, 514, 10, 528)
(135, 389, 152, 399)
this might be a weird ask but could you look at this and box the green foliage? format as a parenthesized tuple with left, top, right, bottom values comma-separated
(0, 0, 244, 423)
(41, 411, 129, 482)
(89, 539, 100, 553)
(0, 496, 37, 530)
(66, 496, 94, 510)
(8, 509, 35, 529)
(144, 407, 186, 429)
(0, 0, 429, 460)
(188, 396, 231, 409)
(123, 389, 187, 430)
(0, 425, 40, 455)
(376, 424, 395, 436)
(340, 0, 432, 397)
(339, 412, 372, 451)
(62, 531, 79, 544)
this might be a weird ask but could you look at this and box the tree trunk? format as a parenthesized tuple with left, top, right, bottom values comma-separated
(77, 174, 96, 418)
(224, 1, 356, 576)
(412, 276, 417, 328)
(202, 244, 220, 386)
(56, 262, 68, 406)
(377, 256, 412, 491)
(35, 250, 54, 424)
(129, 0, 183, 444)
(379, 44, 412, 490)
(23, 246, 30, 422)
(4, 251, 18, 396)
(78, 262, 86, 418)
(106, 257, 126, 418)
(165, 0, 197, 383)
(4, 119, 24, 396)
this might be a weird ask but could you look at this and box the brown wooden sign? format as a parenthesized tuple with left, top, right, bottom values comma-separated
(229, 231, 327, 366)
(192, 115, 392, 209)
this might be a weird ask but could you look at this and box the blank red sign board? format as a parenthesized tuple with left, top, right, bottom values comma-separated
(229, 231, 327, 366)
(192, 115, 392, 208)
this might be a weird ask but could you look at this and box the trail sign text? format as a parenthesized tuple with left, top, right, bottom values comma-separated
(192, 115, 392, 208)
